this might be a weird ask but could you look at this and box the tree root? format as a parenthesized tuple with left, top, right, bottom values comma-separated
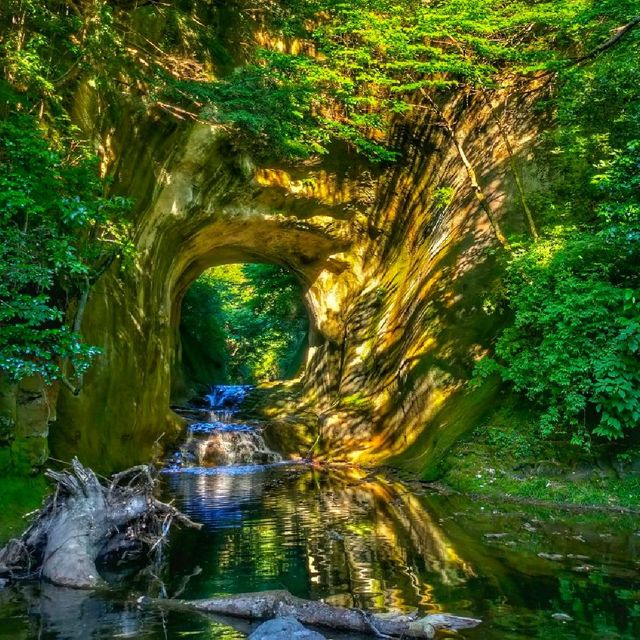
(0, 458, 200, 588)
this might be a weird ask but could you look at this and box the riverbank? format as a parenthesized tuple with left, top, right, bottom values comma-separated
(0, 476, 48, 545)
(436, 403, 640, 512)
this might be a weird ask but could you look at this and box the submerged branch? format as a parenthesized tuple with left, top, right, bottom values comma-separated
(145, 590, 482, 639)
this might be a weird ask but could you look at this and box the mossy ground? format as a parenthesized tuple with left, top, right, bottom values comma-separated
(440, 399, 640, 511)
(0, 475, 49, 545)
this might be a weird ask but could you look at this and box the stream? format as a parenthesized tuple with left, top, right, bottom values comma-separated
(0, 386, 638, 639)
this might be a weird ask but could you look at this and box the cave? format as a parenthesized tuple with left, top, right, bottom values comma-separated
(174, 261, 310, 394)
(43, 111, 506, 475)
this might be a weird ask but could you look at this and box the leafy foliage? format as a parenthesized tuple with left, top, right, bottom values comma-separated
(158, 0, 639, 160)
(0, 1, 135, 384)
(476, 25, 640, 446)
(477, 230, 639, 446)
(1, 0, 639, 446)
(0, 113, 131, 383)
(159, 53, 331, 159)
(180, 275, 229, 386)
(181, 264, 308, 385)
(472, 2, 640, 447)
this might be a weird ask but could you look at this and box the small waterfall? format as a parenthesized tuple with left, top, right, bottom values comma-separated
(180, 423, 282, 466)
(206, 384, 253, 422)
(167, 385, 281, 470)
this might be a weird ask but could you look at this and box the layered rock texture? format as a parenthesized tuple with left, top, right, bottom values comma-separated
(50, 95, 534, 475)
(7, 5, 538, 475)
(0, 377, 57, 474)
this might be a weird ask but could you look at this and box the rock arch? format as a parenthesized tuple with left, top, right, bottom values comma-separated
(50, 88, 537, 474)
(51, 124, 360, 471)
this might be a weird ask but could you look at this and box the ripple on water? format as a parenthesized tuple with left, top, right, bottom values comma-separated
(1, 465, 639, 640)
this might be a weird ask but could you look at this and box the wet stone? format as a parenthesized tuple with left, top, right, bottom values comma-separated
(248, 616, 326, 640)
(552, 613, 574, 622)
(537, 552, 564, 561)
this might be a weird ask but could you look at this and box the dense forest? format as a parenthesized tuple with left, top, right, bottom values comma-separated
(180, 263, 308, 386)
(1, 0, 638, 450)
(0, 2, 639, 637)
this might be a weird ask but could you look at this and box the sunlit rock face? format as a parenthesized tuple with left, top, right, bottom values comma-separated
(50, 11, 538, 475)
(52, 118, 354, 471)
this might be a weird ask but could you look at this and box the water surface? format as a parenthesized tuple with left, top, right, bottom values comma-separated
(0, 464, 638, 639)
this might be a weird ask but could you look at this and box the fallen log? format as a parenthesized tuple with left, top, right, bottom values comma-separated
(144, 589, 481, 638)
(0, 458, 200, 588)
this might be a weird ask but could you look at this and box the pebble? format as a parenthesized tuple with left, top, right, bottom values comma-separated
(537, 552, 564, 561)
(572, 564, 593, 573)
(552, 613, 574, 623)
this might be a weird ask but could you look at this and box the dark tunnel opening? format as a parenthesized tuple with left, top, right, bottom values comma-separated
(176, 262, 310, 397)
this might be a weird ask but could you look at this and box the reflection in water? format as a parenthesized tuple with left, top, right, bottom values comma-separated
(0, 581, 247, 640)
(166, 467, 473, 611)
(0, 465, 638, 639)
(164, 466, 640, 639)
(166, 464, 476, 610)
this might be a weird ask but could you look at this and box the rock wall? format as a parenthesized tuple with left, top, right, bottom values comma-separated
(44, 6, 541, 475)
(296, 99, 537, 478)
(51, 112, 357, 471)
(0, 376, 58, 475)
(48, 86, 538, 475)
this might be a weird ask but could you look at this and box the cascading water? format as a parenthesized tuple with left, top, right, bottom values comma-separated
(206, 385, 252, 417)
(205, 385, 253, 422)
(180, 422, 282, 466)
(167, 385, 282, 470)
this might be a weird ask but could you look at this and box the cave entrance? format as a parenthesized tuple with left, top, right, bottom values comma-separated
(176, 262, 310, 397)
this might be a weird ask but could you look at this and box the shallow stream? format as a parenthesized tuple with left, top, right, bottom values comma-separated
(0, 387, 638, 639)
(1, 463, 638, 639)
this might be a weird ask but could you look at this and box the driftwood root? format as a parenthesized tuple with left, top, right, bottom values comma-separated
(0, 458, 200, 588)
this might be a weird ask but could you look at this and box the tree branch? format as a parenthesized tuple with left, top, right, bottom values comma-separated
(573, 17, 640, 65)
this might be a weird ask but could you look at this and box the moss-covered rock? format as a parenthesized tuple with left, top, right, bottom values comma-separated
(0, 376, 56, 475)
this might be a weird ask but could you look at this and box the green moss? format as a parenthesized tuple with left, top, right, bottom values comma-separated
(0, 474, 49, 545)
(446, 461, 640, 510)
(0, 447, 11, 475)
(387, 376, 500, 480)
(442, 402, 640, 510)
(340, 392, 373, 410)
(10, 437, 48, 475)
